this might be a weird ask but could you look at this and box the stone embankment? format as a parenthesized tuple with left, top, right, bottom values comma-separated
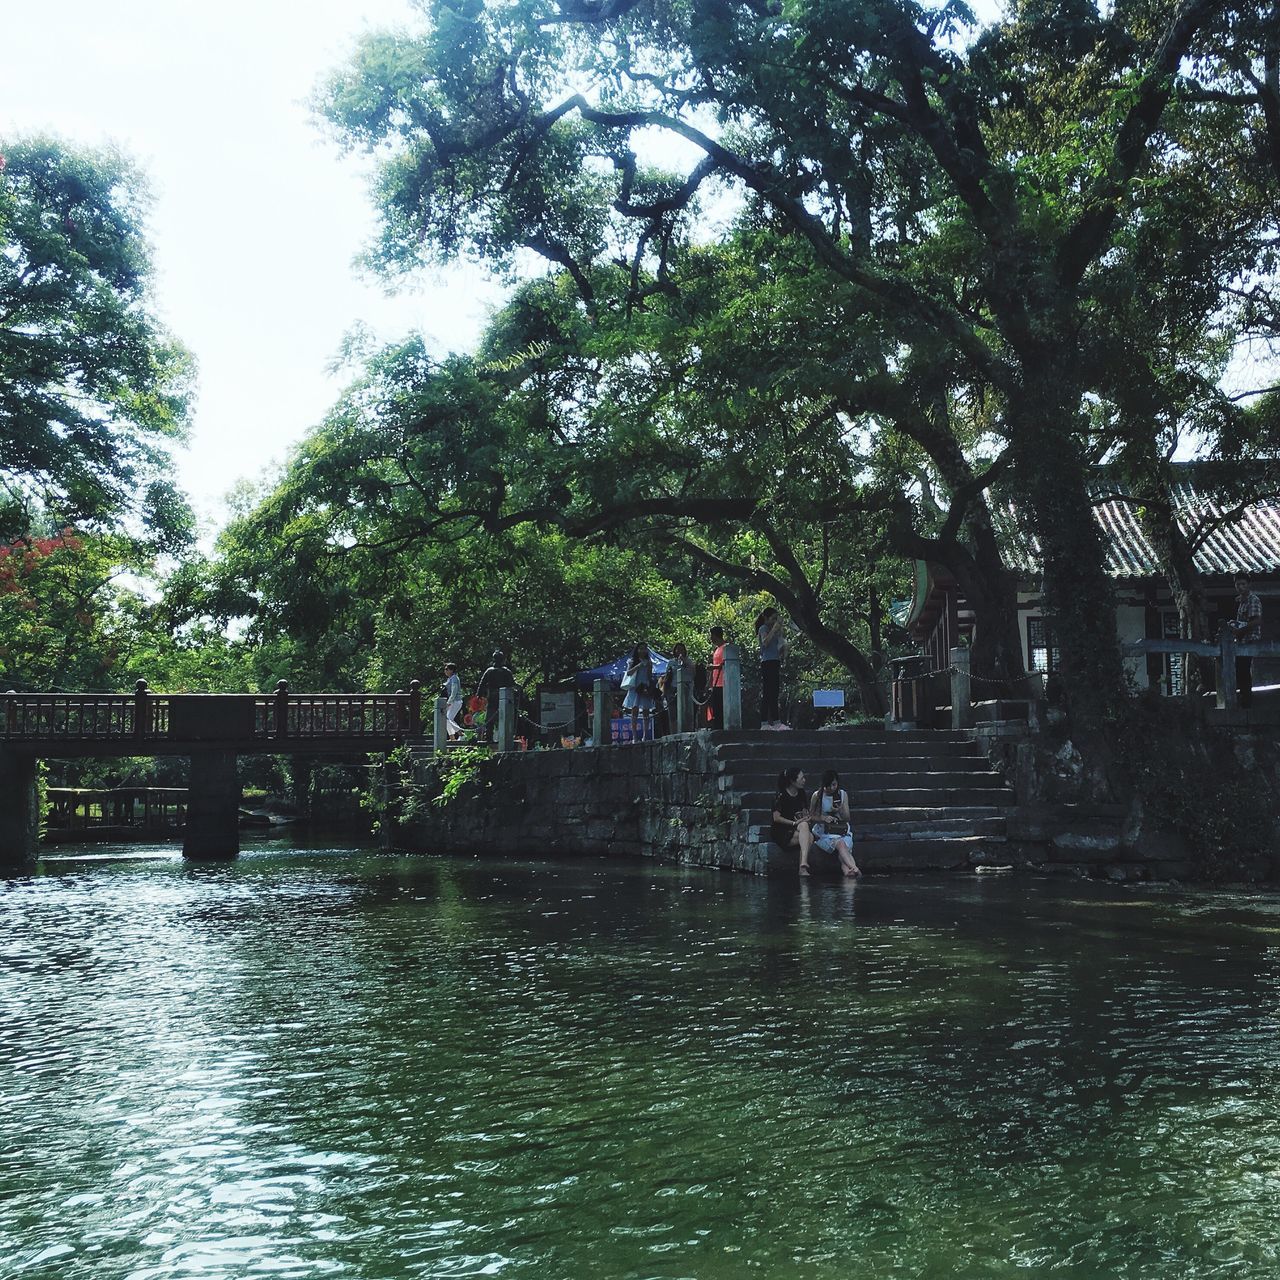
(392, 726, 1201, 878)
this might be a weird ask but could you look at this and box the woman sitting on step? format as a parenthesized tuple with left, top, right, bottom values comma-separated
(808, 769, 861, 878)
(772, 767, 815, 876)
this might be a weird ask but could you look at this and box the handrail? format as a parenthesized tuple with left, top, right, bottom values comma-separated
(1123, 633, 1274, 711)
(2, 679, 424, 744)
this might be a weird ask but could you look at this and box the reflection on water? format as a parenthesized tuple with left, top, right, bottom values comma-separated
(4, 842, 1280, 1277)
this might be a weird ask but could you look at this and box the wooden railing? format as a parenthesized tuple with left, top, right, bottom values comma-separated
(46, 786, 187, 831)
(2, 680, 423, 745)
(1123, 633, 1280, 712)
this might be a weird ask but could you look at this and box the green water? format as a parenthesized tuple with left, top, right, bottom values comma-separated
(4, 845, 1280, 1278)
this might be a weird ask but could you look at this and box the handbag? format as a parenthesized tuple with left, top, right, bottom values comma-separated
(621, 669, 637, 690)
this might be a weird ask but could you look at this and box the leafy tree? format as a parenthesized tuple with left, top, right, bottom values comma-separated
(0, 138, 194, 549)
(318, 0, 1280, 777)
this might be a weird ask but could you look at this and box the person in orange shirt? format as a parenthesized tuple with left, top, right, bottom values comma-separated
(708, 626, 725, 730)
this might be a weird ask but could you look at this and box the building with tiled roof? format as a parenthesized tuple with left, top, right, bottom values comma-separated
(905, 465, 1280, 694)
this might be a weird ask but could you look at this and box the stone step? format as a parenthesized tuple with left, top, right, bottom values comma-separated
(739, 803, 1011, 830)
(746, 815, 1008, 843)
(764, 835, 1012, 875)
(717, 754, 996, 775)
(714, 738, 984, 761)
(739, 786, 1015, 815)
(719, 768, 1006, 792)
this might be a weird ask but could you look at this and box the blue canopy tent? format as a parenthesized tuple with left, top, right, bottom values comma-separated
(571, 650, 669, 689)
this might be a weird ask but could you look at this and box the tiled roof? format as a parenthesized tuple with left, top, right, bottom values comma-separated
(992, 471, 1280, 579)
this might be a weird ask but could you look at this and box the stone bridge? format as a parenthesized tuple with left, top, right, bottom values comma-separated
(1, 681, 424, 868)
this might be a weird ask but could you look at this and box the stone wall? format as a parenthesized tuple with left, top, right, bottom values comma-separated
(394, 732, 769, 874)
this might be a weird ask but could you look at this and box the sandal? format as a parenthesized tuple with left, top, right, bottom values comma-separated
(799, 862, 811, 876)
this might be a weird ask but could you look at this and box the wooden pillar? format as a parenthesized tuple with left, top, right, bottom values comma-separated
(0, 749, 39, 872)
(951, 645, 973, 730)
(723, 644, 742, 730)
(496, 687, 516, 752)
(133, 679, 149, 739)
(274, 680, 290, 740)
(1218, 629, 1238, 712)
(593, 678, 609, 746)
(183, 751, 240, 859)
(675, 662, 692, 734)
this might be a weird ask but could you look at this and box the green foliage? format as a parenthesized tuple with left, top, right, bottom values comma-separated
(432, 745, 489, 808)
(312, 0, 1280, 744)
(0, 138, 194, 548)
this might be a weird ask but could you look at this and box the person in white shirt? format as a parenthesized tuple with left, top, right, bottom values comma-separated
(808, 769, 861, 877)
(442, 663, 464, 740)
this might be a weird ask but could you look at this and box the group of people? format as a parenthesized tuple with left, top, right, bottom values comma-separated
(620, 641, 692, 740)
(621, 608, 793, 740)
(772, 767, 861, 878)
(441, 651, 515, 742)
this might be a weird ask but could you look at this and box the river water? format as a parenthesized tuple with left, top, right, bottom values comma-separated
(4, 843, 1280, 1278)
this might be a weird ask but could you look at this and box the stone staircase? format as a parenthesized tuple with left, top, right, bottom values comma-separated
(714, 728, 1018, 874)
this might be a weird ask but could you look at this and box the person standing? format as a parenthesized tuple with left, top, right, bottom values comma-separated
(756, 606, 787, 729)
(1229, 574, 1263, 709)
(475, 650, 515, 742)
(622, 643, 656, 742)
(442, 662, 464, 741)
(708, 627, 726, 730)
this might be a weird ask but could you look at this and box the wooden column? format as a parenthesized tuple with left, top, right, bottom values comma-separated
(1218, 629, 1238, 711)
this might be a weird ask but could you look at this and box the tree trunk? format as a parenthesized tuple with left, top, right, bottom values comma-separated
(789, 600, 887, 717)
(1009, 393, 1125, 790)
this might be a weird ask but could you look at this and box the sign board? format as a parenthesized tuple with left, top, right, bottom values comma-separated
(539, 690, 578, 734)
(812, 689, 845, 708)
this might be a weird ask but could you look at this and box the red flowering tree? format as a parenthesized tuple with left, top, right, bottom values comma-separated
(0, 529, 123, 689)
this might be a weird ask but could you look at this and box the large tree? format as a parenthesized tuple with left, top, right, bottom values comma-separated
(317, 0, 1280, 775)
(0, 138, 194, 549)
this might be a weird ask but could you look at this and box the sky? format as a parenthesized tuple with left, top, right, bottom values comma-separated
(0, 0, 504, 534)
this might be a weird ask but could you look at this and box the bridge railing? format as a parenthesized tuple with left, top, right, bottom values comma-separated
(2, 679, 423, 745)
(1, 688, 171, 740)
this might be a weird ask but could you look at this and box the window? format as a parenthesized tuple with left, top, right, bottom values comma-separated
(1162, 612, 1185, 697)
(1027, 617, 1060, 673)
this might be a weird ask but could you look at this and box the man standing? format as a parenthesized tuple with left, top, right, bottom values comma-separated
(1229, 574, 1263, 709)
(708, 627, 726, 730)
(475, 650, 515, 742)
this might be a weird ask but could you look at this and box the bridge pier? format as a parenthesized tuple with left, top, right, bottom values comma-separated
(0, 751, 39, 872)
(183, 751, 241, 860)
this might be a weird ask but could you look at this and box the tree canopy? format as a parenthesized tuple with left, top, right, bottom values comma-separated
(0, 137, 194, 549)
(311, 0, 1280, 755)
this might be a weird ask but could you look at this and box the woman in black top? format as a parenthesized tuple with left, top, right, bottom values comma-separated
(772, 766, 814, 876)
